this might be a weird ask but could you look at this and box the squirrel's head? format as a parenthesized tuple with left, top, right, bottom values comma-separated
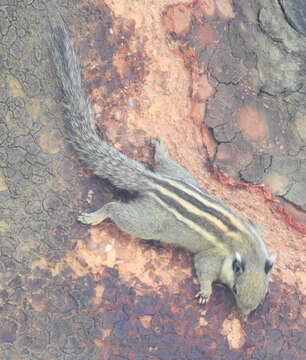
(231, 252, 276, 315)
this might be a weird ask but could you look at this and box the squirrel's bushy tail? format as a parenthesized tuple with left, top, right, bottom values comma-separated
(50, 22, 152, 192)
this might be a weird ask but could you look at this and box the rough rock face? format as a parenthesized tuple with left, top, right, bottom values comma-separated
(0, 1, 305, 360)
(164, 0, 306, 224)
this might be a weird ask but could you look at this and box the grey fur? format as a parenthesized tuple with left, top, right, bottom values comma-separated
(50, 23, 153, 192)
(50, 22, 275, 315)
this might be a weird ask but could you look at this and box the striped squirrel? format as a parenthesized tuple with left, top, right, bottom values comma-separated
(50, 22, 275, 315)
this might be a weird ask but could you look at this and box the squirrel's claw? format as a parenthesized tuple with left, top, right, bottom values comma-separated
(195, 290, 211, 305)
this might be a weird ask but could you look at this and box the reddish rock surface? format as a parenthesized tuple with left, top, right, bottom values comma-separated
(162, 0, 306, 232)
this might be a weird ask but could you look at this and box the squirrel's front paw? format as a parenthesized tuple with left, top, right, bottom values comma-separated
(195, 287, 212, 305)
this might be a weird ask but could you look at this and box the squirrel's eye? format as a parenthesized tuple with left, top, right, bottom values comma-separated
(232, 258, 245, 276)
(232, 284, 238, 295)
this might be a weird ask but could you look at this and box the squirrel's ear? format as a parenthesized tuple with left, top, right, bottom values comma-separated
(232, 252, 245, 276)
(264, 254, 276, 274)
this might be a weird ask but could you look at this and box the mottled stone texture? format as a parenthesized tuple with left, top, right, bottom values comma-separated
(0, 1, 305, 360)
(165, 0, 306, 224)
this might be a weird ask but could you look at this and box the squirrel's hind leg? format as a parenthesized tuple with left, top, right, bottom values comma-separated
(151, 137, 199, 187)
(78, 207, 109, 225)
(78, 196, 169, 240)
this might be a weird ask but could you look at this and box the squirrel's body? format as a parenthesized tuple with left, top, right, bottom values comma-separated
(50, 23, 275, 315)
